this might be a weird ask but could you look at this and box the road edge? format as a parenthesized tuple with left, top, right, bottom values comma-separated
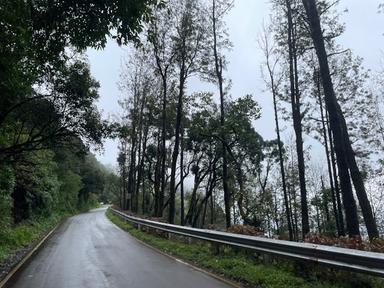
(133, 238, 244, 288)
(106, 211, 244, 288)
(0, 221, 63, 288)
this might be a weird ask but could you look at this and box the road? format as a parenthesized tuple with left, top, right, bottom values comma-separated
(7, 207, 232, 288)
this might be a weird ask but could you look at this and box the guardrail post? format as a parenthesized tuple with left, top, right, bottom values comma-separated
(263, 253, 271, 264)
(294, 260, 310, 278)
(211, 242, 220, 255)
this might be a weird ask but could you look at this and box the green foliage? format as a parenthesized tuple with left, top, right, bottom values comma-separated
(225, 94, 264, 165)
(30, 150, 60, 216)
(0, 212, 67, 262)
(57, 170, 83, 213)
(0, 59, 108, 160)
(1, 0, 158, 161)
(2, 144, 117, 225)
(77, 154, 106, 209)
(0, 165, 14, 231)
(0, 150, 117, 262)
(101, 171, 120, 204)
(10, 150, 60, 222)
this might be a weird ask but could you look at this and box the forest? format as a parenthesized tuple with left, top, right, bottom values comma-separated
(1, 0, 384, 249)
(115, 0, 384, 243)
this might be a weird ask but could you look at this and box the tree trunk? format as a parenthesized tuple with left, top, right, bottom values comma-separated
(120, 142, 127, 210)
(321, 176, 330, 225)
(202, 169, 217, 228)
(291, 182, 299, 241)
(185, 173, 200, 226)
(127, 139, 137, 212)
(315, 204, 321, 233)
(135, 89, 148, 213)
(169, 62, 186, 224)
(327, 112, 345, 235)
(285, 0, 309, 238)
(236, 161, 260, 227)
(341, 118, 379, 239)
(268, 50, 294, 240)
(159, 77, 167, 217)
(135, 124, 143, 213)
(12, 183, 29, 224)
(154, 128, 162, 216)
(302, 0, 360, 237)
(180, 124, 185, 225)
(316, 73, 341, 236)
(212, 0, 231, 228)
(210, 186, 215, 225)
(140, 126, 149, 214)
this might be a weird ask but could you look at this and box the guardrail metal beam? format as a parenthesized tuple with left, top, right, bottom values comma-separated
(111, 208, 384, 277)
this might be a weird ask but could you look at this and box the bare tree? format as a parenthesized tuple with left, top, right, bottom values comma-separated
(260, 27, 294, 240)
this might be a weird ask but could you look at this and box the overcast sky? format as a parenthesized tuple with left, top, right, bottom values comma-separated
(87, 0, 384, 167)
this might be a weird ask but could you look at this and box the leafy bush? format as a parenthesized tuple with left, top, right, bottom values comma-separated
(305, 234, 384, 253)
(227, 224, 264, 236)
(57, 170, 82, 213)
(0, 164, 14, 232)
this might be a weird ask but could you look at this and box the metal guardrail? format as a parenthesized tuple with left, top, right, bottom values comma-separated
(111, 208, 384, 277)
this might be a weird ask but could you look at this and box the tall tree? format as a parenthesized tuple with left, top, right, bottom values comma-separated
(147, 8, 178, 216)
(260, 28, 294, 240)
(270, 0, 310, 238)
(314, 70, 344, 236)
(168, 0, 206, 223)
(301, 0, 378, 239)
(207, 0, 234, 228)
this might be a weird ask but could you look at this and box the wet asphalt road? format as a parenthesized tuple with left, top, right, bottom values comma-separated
(8, 207, 232, 288)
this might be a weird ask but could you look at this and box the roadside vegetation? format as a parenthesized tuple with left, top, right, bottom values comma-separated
(0, 212, 66, 262)
(0, 153, 119, 272)
(107, 209, 384, 288)
(1, 0, 129, 273)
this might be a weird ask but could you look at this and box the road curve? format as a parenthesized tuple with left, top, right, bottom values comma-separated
(7, 207, 232, 288)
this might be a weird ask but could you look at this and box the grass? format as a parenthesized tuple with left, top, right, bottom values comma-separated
(106, 209, 384, 288)
(0, 212, 70, 263)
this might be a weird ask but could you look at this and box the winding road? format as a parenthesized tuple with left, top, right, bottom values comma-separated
(7, 207, 232, 288)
